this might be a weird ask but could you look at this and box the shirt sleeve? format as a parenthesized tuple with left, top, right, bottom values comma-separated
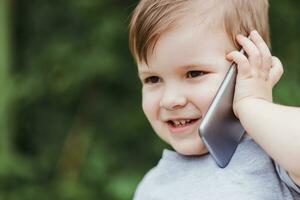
(275, 162, 300, 194)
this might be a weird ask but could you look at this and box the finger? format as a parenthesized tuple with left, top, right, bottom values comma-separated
(250, 30, 272, 73)
(236, 34, 262, 68)
(226, 51, 251, 77)
(269, 56, 284, 86)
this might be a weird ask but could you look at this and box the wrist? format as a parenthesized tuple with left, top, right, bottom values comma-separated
(233, 97, 271, 119)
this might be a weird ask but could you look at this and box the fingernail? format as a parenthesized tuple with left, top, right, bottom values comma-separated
(226, 54, 232, 59)
(251, 30, 258, 36)
(236, 34, 243, 40)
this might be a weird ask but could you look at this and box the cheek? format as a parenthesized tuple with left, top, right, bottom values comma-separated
(142, 88, 160, 120)
(190, 76, 224, 113)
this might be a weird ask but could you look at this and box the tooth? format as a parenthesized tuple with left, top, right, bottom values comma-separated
(174, 121, 180, 126)
(180, 120, 186, 125)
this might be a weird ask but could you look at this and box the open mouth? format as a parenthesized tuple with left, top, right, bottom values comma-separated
(167, 118, 200, 128)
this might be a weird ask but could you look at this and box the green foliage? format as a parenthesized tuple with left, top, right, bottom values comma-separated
(0, 0, 299, 199)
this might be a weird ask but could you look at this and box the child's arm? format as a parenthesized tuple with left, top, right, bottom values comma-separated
(226, 30, 300, 186)
(236, 98, 300, 186)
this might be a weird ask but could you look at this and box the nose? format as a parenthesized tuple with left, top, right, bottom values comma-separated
(159, 85, 187, 110)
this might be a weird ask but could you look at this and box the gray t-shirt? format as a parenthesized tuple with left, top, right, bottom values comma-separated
(134, 137, 300, 200)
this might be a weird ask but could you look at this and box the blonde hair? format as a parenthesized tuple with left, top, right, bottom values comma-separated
(129, 0, 270, 64)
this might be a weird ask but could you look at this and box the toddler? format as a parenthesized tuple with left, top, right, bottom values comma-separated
(128, 0, 300, 199)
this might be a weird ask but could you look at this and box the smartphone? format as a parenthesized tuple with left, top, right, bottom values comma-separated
(198, 49, 246, 168)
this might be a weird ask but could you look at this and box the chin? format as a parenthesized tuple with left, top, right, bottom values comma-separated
(173, 142, 208, 156)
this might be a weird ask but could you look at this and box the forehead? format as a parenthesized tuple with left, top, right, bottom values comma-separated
(138, 20, 234, 72)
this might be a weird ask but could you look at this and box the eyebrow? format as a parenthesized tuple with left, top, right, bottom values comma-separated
(178, 63, 215, 70)
(138, 62, 215, 74)
(138, 71, 153, 79)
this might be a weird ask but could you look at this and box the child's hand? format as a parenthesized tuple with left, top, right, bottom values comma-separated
(226, 30, 284, 118)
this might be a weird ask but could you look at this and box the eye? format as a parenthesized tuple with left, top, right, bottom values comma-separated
(144, 76, 161, 84)
(186, 70, 206, 78)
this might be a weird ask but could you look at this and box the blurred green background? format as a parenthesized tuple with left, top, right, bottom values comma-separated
(0, 0, 299, 199)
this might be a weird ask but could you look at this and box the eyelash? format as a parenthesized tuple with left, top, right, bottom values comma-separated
(186, 70, 206, 78)
(143, 71, 206, 84)
(144, 76, 161, 84)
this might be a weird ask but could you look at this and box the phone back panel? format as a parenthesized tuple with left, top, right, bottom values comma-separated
(198, 64, 245, 168)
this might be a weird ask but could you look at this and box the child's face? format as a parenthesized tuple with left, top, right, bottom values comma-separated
(138, 20, 235, 155)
